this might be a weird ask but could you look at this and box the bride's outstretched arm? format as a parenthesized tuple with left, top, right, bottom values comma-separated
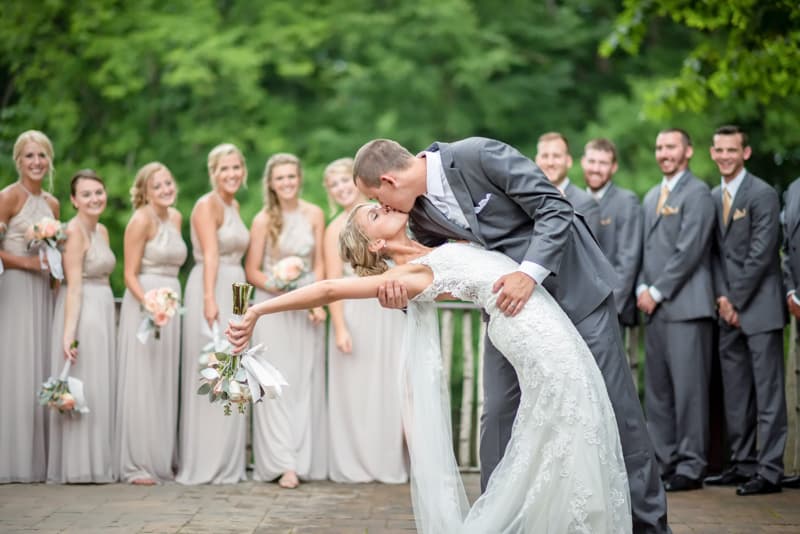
(226, 263, 431, 352)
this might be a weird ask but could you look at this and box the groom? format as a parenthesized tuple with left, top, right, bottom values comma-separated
(354, 137, 669, 534)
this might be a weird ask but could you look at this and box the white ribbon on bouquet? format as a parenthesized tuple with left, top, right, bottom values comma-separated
(57, 360, 90, 414)
(239, 343, 289, 402)
(39, 245, 64, 281)
(199, 320, 233, 358)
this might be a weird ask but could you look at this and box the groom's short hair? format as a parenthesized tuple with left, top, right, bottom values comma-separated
(353, 139, 414, 187)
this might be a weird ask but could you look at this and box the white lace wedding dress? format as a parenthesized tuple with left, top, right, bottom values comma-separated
(404, 242, 631, 533)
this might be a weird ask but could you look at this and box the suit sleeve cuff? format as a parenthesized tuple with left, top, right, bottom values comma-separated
(790, 290, 800, 306)
(649, 285, 664, 303)
(518, 261, 550, 285)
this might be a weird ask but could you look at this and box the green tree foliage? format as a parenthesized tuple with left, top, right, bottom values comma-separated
(601, 0, 800, 188)
(1, 1, 797, 293)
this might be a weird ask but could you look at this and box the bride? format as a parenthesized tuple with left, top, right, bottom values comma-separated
(228, 203, 631, 533)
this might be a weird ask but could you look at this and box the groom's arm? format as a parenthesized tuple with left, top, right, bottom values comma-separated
(478, 139, 574, 276)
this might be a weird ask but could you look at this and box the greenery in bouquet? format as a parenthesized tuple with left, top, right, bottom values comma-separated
(197, 351, 253, 415)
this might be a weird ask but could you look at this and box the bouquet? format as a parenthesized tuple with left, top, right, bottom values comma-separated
(197, 283, 288, 415)
(271, 256, 306, 291)
(137, 287, 182, 343)
(26, 216, 67, 284)
(38, 353, 90, 415)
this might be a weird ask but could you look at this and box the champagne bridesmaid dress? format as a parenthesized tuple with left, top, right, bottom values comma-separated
(0, 188, 54, 483)
(327, 262, 408, 483)
(251, 208, 327, 482)
(47, 223, 117, 483)
(116, 213, 187, 482)
(176, 195, 249, 484)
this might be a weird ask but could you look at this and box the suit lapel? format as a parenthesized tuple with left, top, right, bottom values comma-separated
(439, 146, 486, 245)
(600, 183, 616, 211)
(647, 172, 688, 236)
(412, 196, 476, 243)
(722, 173, 751, 238)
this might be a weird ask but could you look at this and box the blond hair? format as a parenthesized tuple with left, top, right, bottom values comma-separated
(262, 153, 302, 248)
(352, 139, 414, 188)
(338, 203, 390, 276)
(207, 143, 247, 189)
(13, 130, 55, 191)
(323, 157, 355, 215)
(130, 161, 172, 209)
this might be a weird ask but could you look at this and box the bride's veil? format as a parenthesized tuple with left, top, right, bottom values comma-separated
(403, 302, 470, 532)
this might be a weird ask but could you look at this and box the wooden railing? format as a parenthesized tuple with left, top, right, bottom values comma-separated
(436, 303, 800, 474)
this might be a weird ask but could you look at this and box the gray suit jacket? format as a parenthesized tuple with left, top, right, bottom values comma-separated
(408, 137, 618, 324)
(711, 172, 786, 335)
(595, 183, 643, 326)
(564, 182, 601, 238)
(638, 171, 716, 322)
(782, 177, 800, 296)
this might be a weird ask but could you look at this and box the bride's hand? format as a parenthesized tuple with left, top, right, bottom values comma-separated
(378, 280, 408, 309)
(492, 271, 536, 317)
(226, 309, 257, 353)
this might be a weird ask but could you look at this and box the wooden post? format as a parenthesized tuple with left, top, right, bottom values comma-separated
(458, 311, 474, 467)
(440, 309, 453, 384)
(626, 325, 640, 390)
(475, 320, 486, 469)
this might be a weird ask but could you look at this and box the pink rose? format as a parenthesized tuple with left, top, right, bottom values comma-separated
(58, 393, 75, 412)
(43, 220, 59, 238)
(153, 310, 169, 327)
(274, 256, 305, 283)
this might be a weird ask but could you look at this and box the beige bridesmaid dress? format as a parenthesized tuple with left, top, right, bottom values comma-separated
(251, 208, 327, 482)
(0, 189, 54, 483)
(176, 195, 249, 485)
(47, 223, 117, 483)
(115, 213, 187, 482)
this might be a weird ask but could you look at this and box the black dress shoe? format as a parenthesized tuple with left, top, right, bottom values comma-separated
(736, 475, 782, 496)
(704, 467, 750, 486)
(664, 474, 703, 492)
(782, 475, 800, 489)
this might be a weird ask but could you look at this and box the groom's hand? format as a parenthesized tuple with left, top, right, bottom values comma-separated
(378, 280, 409, 309)
(493, 272, 536, 317)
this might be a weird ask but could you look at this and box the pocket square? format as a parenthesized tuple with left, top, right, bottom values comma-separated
(600, 217, 612, 226)
(474, 193, 492, 214)
(661, 205, 680, 216)
(733, 208, 747, 221)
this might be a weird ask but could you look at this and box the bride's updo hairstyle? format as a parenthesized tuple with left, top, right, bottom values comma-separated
(339, 203, 390, 276)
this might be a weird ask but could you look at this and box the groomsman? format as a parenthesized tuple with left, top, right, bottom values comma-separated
(637, 128, 716, 491)
(707, 125, 787, 495)
(781, 176, 800, 489)
(535, 132, 601, 237)
(581, 138, 643, 328)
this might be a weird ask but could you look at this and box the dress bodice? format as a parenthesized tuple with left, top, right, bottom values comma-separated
(2, 190, 55, 256)
(411, 242, 512, 310)
(190, 197, 249, 265)
(141, 218, 187, 277)
(261, 209, 316, 286)
(82, 228, 116, 282)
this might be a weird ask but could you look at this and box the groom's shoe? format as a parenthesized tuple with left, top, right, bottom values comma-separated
(704, 467, 750, 486)
(782, 475, 800, 489)
(736, 475, 782, 496)
(664, 474, 702, 492)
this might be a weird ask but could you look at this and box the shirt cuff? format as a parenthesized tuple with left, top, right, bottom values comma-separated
(790, 290, 800, 306)
(635, 284, 648, 297)
(518, 261, 551, 285)
(649, 285, 664, 303)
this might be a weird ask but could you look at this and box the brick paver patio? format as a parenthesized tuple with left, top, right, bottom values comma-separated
(1, 474, 798, 533)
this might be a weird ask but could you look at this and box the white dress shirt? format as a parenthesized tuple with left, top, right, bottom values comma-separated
(423, 151, 551, 284)
(587, 181, 612, 201)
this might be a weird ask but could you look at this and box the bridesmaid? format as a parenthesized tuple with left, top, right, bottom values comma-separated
(176, 143, 249, 485)
(323, 158, 408, 483)
(48, 169, 116, 483)
(0, 130, 59, 483)
(245, 153, 327, 489)
(116, 162, 187, 484)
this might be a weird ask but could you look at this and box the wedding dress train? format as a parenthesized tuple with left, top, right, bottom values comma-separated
(404, 243, 631, 533)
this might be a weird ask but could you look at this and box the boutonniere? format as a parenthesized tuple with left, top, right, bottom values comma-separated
(661, 205, 680, 216)
(600, 217, 612, 226)
(732, 208, 747, 221)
